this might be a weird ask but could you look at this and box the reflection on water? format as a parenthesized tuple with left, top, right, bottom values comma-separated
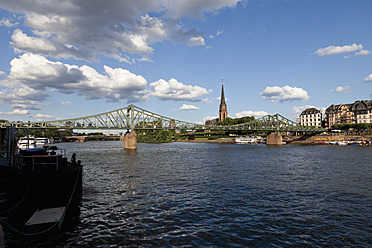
(5, 141, 372, 247)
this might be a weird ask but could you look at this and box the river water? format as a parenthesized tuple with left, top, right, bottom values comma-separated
(5, 141, 372, 247)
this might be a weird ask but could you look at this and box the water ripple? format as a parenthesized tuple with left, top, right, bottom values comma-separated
(5, 142, 372, 247)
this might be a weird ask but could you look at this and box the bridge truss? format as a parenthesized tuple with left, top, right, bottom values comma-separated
(6, 105, 202, 130)
(213, 114, 325, 132)
(2, 104, 325, 133)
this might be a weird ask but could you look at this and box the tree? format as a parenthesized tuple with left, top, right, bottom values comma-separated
(216, 116, 255, 126)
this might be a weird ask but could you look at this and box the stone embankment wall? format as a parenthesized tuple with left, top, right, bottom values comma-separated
(286, 134, 372, 145)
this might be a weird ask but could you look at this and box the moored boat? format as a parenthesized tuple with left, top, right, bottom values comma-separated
(35, 137, 50, 148)
(336, 141, 347, 145)
(235, 137, 257, 144)
(17, 137, 36, 150)
(0, 126, 82, 237)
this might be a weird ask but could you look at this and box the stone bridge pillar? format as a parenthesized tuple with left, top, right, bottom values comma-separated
(124, 131, 137, 150)
(266, 132, 283, 146)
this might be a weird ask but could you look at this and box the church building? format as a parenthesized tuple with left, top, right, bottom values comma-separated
(218, 81, 228, 122)
(205, 81, 228, 126)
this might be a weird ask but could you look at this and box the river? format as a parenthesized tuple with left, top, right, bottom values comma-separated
(5, 141, 372, 247)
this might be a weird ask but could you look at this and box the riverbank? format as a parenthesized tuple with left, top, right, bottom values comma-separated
(176, 138, 235, 144)
(176, 135, 372, 145)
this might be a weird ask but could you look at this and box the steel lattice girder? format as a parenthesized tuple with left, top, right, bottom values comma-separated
(4, 105, 326, 132)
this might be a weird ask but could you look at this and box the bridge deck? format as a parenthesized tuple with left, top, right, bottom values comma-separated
(1, 104, 326, 132)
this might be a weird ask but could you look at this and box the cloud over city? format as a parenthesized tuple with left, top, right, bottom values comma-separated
(260, 85, 310, 102)
(314, 43, 370, 57)
(0, 53, 149, 109)
(0, 109, 29, 116)
(235, 110, 269, 118)
(331, 86, 351, 93)
(1, 0, 241, 62)
(365, 73, 372, 82)
(150, 78, 211, 101)
(187, 37, 205, 46)
(0, 53, 213, 111)
(179, 104, 200, 110)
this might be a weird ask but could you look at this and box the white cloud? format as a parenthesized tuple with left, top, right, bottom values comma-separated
(201, 98, 213, 104)
(215, 96, 229, 102)
(0, 85, 47, 110)
(235, 110, 269, 118)
(291, 105, 316, 116)
(10, 29, 96, 61)
(209, 29, 224, 39)
(0, 71, 5, 76)
(187, 36, 205, 46)
(34, 113, 54, 120)
(355, 49, 371, 56)
(260, 85, 310, 102)
(0, 109, 29, 115)
(0, 18, 14, 27)
(0, 53, 149, 110)
(314, 43, 364, 56)
(202, 115, 217, 123)
(150, 78, 211, 101)
(179, 104, 200, 110)
(216, 30, 224, 36)
(364, 73, 372, 82)
(61, 101, 72, 106)
(331, 86, 351, 93)
(1, 0, 241, 62)
(165, 0, 241, 19)
(11, 29, 57, 53)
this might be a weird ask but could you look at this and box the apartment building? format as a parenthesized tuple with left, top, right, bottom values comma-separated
(324, 100, 372, 128)
(299, 108, 322, 127)
(352, 100, 372, 124)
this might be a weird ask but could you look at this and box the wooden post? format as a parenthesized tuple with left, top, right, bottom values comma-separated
(124, 131, 137, 150)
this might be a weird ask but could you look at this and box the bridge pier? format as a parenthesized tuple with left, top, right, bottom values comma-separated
(124, 131, 137, 150)
(266, 132, 283, 146)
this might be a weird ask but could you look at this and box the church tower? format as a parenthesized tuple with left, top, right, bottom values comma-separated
(219, 80, 228, 122)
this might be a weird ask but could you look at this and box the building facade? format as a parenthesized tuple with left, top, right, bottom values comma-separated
(324, 100, 372, 128)
(351, 100, 372, 124)
(299, 108, 322, 127)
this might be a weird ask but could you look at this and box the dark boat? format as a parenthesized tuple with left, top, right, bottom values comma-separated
(0, 125, 82, 238)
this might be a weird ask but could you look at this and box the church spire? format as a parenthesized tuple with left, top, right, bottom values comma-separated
(220, 79, 226, 105)
(219, 79, 228, 122)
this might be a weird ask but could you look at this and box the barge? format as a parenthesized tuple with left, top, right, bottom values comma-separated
(0, 125, 82, 238)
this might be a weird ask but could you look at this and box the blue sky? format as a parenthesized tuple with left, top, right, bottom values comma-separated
(0, 0, 371, 124)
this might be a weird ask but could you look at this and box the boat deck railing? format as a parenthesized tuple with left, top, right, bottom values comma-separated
(17, 148, 68, 172)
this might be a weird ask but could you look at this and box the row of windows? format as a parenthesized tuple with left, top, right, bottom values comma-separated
(357, 115, 372, 119)
(301, 118, 321, 121)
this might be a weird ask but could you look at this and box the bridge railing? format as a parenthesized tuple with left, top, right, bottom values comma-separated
(2, 105, 326, 132)
(206, 113, 326, 132)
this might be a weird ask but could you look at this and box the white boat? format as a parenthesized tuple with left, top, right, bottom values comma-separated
(35, 137, 50, 148)
(336, 141, 347, 145)
(17, 137, 36, 149)
(235, 137, 257, 144)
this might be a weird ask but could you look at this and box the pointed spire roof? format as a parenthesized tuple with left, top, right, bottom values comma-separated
(220, 79, 226, 105)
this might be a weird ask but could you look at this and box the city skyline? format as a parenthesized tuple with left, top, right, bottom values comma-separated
(0, 0, 371, 124)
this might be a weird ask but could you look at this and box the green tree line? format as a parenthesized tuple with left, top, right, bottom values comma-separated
(16, 129, 72, 139)
(332, 123, 372, 132)
(215, 116, 255, 126)
(137, 130, 174, 143)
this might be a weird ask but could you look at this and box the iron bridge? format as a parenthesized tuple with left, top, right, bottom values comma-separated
(1, 104, 326, 133)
